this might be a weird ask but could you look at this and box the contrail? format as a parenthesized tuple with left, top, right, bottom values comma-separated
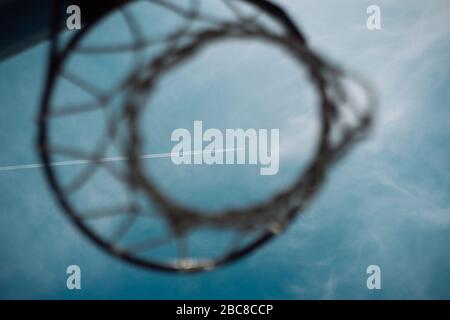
(0, 148, 243, 173)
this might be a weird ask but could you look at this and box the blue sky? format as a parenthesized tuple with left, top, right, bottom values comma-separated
(0, 0, 449, 299)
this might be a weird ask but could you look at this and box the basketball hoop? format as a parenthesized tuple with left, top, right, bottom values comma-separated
(38, 0, 375, 272)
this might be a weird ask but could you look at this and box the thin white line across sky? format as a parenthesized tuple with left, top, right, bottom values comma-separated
(0, 148, 243, 173)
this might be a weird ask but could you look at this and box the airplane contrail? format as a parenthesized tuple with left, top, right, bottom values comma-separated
(0, 148, 243, 172)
